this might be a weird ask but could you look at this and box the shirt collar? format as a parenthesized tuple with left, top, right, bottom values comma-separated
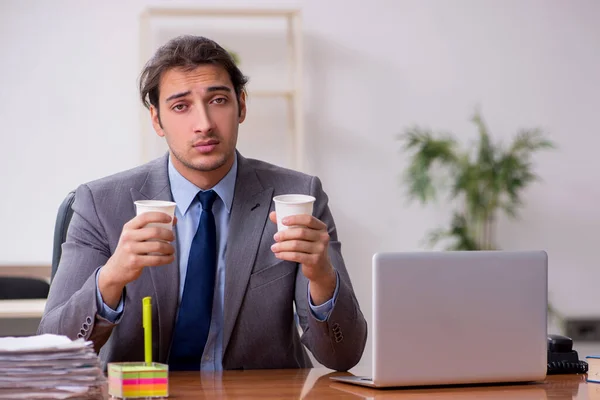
(167, 153, 237, 216)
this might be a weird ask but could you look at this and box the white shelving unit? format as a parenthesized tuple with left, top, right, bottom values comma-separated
(139, 7, 305, 171)
(0, 299, 46, 319)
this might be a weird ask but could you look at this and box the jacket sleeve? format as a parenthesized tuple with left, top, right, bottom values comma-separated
(294, 176, 368, 371)
(38, 184, 123, 353)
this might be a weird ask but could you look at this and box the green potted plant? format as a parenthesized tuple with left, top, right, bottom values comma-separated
(397, 109, 560, 326)
(227, 49, 241, 66)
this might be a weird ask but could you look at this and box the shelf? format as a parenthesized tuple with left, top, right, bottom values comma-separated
(248, 90, 294, 98)
(145, 8, 299, 18)
(0, 265, 51, 280)
(0, 299, 46, 319)
(140, 7, 305, 171)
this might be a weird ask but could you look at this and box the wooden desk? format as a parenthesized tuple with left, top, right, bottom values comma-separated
(0, 299, 46, 319)
(165, 367, 591, 398)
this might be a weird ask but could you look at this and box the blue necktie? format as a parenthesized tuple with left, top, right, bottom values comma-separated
(169, 190, 217, 370)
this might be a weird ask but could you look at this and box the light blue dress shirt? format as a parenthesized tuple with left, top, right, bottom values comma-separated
(95, 153, 339, 370)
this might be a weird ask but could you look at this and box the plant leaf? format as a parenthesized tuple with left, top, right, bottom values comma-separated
(398, 110, 556, 250)
(398, 128, 460, 204)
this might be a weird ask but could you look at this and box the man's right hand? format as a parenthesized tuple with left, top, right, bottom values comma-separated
(98, 212, 176, 309)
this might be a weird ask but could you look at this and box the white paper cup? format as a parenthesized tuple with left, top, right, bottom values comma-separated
(134, 200, 176, 231)
(273, 194, 316, 232)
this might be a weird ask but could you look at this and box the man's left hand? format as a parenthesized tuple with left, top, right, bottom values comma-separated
(269, 211, 336, 305)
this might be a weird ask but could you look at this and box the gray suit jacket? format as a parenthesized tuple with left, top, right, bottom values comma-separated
(39, 153, 367, 371)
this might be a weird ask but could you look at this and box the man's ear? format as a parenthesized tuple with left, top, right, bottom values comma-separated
(238, 91, 247, 123)
(150, 105, 165, 137)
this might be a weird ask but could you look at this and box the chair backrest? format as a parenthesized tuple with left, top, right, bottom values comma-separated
(51, 191, 76, 282)
(0, 277, 50, 300)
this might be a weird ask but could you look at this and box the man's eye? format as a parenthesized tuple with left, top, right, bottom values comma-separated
(212, 97, 227, 104)
(173, 104, 187, 111)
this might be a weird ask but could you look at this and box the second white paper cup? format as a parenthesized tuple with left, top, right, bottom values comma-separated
(273, 194, 316, 232)
(134, 200, 176, 231)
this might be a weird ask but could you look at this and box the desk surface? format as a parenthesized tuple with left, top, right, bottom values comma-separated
(165, 367, 590, 399)
(0, 299, 46, 319)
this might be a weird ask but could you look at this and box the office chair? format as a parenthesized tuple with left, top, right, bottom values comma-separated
(51, 190, 76, 282)
(0, 277, 50, 300)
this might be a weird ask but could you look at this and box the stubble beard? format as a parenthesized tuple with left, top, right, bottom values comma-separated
(171, 146, 231, 173)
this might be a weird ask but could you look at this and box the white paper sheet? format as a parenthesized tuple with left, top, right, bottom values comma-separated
(0, 334, 106, 399)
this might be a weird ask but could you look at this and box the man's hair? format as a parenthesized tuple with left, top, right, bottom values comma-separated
(139, 35, 249, 112)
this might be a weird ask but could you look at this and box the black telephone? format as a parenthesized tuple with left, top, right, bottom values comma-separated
(547, 334, 588, 374)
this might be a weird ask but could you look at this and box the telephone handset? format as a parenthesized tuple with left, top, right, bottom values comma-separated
(547, 334, 588, 374)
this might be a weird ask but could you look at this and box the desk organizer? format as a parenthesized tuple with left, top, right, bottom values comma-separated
(107, 362, 169, 399)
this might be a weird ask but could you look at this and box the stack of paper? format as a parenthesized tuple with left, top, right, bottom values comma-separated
(0, 334, 107, 399)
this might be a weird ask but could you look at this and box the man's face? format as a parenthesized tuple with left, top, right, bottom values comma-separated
(150, 64, 246, 184)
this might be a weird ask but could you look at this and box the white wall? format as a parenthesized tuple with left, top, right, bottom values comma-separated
(2, 0, 600, 364)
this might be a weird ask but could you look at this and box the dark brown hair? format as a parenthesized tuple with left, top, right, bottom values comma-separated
(139, 35, 249, 113)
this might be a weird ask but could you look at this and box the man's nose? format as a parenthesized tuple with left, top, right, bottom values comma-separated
(193, 104, 215, 133)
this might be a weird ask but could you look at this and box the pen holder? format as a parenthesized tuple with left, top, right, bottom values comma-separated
(107, 362, 169, 399)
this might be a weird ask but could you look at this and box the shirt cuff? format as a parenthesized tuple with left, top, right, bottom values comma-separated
(308, 270, 340, 321)
(95, 267, 124, 322)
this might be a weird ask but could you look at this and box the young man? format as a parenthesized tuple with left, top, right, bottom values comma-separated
(39, 35, 367, 371)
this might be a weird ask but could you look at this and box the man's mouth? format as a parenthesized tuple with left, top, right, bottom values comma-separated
(193, 139, 219, 153)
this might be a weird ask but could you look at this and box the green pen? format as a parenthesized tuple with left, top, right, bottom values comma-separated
(143, 296, 152, 365)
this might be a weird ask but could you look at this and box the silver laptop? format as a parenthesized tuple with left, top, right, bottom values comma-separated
(331, 250, 548, 388)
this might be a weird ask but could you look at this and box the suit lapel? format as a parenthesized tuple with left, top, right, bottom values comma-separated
(223, 154, 273, 354)
(130, 154, 179, 362)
